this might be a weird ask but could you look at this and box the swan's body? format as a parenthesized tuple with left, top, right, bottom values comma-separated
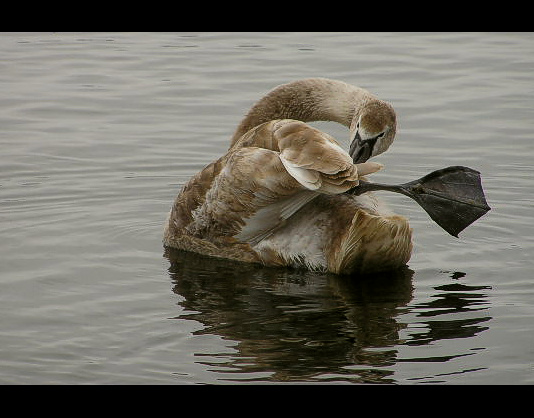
(164, 78, 412, 274)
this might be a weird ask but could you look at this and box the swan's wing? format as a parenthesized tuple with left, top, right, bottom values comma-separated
(226, 146, 320, 246)
(273, 120, 381, 194)
(235, 189, 318, 246)
(279, 157, 322, 190)
(233, 122, 383, 245)
(177, 120, 383, 248)
(232, 119, 383, 192)
(182, 146, 317, 247)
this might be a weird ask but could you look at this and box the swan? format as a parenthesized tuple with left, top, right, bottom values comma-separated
(164, 78, 412, 274)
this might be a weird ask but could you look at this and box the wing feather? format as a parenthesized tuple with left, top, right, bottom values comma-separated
(274, 120, 361, 193)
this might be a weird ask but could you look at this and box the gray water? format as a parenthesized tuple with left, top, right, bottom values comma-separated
(1, 32, 533, 384)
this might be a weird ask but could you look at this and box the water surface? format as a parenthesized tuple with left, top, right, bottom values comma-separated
(1, 32, 533, 384)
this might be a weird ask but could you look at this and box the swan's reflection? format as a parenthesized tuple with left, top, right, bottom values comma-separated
(404, 273, 492, 348)
(165, 248, 491, 383)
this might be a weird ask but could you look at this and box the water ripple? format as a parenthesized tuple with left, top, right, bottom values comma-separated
(1, 32, 533, 384)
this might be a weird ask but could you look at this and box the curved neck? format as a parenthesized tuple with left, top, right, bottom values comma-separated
(230, 78, 376, 147)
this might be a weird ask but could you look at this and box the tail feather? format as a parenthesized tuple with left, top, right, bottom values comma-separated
(329, 210, 412, 275)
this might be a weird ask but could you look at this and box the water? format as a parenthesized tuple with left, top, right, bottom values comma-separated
(1, 32, 533, 384)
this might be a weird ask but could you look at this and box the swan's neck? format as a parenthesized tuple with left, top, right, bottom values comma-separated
(230, 78, 375, 147)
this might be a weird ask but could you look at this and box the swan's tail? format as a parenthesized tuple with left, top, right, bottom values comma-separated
(327, 210, 413, 275)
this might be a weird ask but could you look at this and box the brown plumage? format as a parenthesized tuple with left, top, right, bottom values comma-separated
(164, 79, 412, 274)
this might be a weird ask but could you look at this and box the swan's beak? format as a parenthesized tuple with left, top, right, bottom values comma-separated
(349, 131, 376, 164)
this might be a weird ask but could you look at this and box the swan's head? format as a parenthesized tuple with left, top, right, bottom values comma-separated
(349, 100, 397, 163)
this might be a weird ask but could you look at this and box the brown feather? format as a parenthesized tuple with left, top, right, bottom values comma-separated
(164, 78, 412, 274)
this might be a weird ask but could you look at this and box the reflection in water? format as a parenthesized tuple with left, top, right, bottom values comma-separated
(165, 248, 491, 383)
(406, 280, 491, 347)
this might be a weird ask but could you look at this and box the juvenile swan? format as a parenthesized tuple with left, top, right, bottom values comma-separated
(164, 78, 412, 274)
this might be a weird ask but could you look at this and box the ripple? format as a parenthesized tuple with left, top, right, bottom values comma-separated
(1, 32, 533, 384)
